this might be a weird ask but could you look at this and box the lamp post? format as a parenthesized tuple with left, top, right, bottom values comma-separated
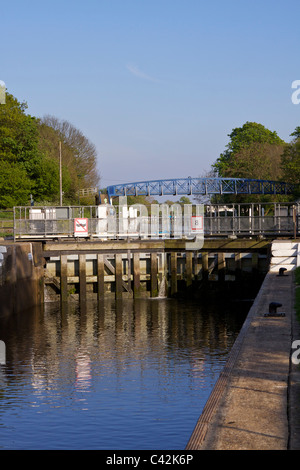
(59, 140, 62, 206)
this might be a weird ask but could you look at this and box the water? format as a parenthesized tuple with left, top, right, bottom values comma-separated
(0, 296, 248, 450)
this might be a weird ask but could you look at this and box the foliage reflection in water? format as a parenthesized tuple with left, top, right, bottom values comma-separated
(0, 296, 248, 449)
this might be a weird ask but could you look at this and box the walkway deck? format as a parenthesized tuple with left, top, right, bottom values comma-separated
(186, 269, 300, 450)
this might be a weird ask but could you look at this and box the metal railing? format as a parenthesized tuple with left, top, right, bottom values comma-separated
(13, 202, 300, 240)
(0, 210, 14, 236)
(203, 202, 299, 237)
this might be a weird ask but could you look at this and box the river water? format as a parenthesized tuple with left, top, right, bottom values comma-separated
(0, 295, 249, 450)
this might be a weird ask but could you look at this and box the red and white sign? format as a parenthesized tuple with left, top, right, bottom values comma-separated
(74, 218, 89, 237)
(191, 215, 204, 232)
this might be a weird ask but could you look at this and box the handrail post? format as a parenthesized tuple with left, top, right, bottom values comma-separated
(13, 206, 15, 242)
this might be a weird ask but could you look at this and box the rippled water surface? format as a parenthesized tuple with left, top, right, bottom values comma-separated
(0, 297, 248, 449)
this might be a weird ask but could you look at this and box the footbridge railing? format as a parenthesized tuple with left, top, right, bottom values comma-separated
(13, 202, 299, 240)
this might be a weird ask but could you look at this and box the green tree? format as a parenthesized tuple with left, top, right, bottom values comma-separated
(0, 93, 48, 206)
(213, 122, 285, 178)
(291, 126, 300, 140)
(211, 122, 287, 203)
(281, 127, 300, 197)
(177, 196, 192, 205)
(0, 92, 101, 207)
(112, 195, 158, 207)
(0, 161, 31, 207)
(220, 142, 284, 180)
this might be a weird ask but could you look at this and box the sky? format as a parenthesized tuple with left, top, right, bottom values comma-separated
(1, 0, 300, 189)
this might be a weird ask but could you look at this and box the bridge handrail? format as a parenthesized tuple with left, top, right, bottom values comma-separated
(13, 202, 299, 240)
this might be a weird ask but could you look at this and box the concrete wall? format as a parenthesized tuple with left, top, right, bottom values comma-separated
(0, 242, 44, 318)
(270, 240, 300, 272)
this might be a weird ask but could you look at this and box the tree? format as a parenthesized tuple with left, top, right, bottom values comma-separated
(0, 93, 53, 206)
(177, 196, 192, 205)
(281, 127, 300, 197)
(220, 142, 284, 180)
(112, 195, 158, 207)
(0, 161, 32, 207)
(290, 126, 300, 140)
(211, 122, 287, 203)
(39, 115, 100, 199)
(213, 122, 285, 178)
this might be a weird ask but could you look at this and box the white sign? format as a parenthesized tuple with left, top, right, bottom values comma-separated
(191, 215, 203, 232)
(74, 218, 89, 237)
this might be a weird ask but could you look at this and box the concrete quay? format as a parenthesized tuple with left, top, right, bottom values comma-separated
(186, 268, 300, 450)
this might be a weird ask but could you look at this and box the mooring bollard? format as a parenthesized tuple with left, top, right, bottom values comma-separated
(264, 302, 285, 317)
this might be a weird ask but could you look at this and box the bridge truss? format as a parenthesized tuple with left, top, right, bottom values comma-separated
(106, 177, 294, 201)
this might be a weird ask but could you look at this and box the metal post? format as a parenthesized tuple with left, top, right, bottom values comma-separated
(13, 207, 15, 242)
(293, 205, 297, 239)
(59, 141, 62, 206)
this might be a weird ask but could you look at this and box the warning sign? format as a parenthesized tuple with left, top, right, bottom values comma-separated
(74, 218, 89, 237)
(191, 216, 203, 232)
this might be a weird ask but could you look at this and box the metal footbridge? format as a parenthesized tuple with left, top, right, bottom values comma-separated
(106, 177, 294, 201)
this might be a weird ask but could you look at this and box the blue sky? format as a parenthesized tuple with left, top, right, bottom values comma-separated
(1, 0, 300, 188)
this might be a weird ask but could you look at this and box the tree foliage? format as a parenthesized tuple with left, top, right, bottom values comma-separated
(220, 142, 284, 180)
(0, 92, 100, 208)
(0, 160, 31, 208)
(211, 121, 288, 203)
(0, 93, 45, 206)
(281, 127, 300, 197)
(39, 115, 100, 194)
(213, 122, 285, 178)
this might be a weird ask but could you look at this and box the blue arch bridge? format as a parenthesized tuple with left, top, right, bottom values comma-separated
(106, 177, 294, 202)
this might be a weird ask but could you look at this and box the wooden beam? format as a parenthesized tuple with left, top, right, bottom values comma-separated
(150, 252, 158, 297)
(218, 252, 225, 282)
(170, 252, 177, 296)
(186, 251, 193, 287)
(104, 256, 131, 293)
(115, 254, 122, 300)
(201, 252, 208, 282)
(79, 254, 86, 304)
(133, 252, 141, 299)
(97, 254, 104, 301)
(60, 254, 68, 303)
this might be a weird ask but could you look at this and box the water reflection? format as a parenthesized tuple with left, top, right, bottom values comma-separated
(0, 297, 248, 449)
